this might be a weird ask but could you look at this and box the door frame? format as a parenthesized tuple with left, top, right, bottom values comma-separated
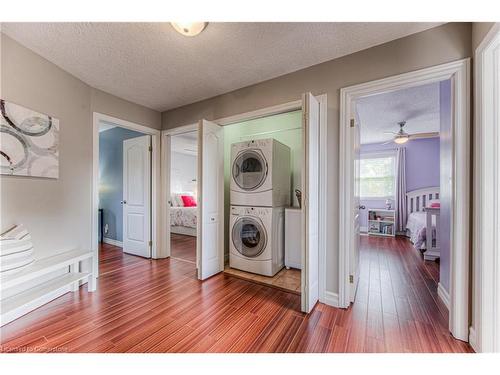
(92, 112, 162, 278)
(161, 123, 199, 265)
(338, 59, 471, 342)
(161, 95, 328, 309)
(472, 23, 500, 353)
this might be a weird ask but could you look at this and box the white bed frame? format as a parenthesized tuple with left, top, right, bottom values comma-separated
(406, 187, 441, 261)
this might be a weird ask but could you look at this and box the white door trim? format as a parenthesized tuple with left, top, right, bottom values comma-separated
(473, 23, 500, 353)
(161, 97, 329, 309)
(161, 123, 199, 259)
(338, 58, 471, 342)
(92, 112, 162, 278)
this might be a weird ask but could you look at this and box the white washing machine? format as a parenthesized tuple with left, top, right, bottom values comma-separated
(229, 205, 284, 277)
(230, 138, 291, 207)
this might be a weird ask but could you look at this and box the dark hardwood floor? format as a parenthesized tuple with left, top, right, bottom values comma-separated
(0, 236, 473, 353)
(170, 234, 196, 263)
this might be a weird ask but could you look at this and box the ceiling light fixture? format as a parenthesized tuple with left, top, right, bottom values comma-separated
(171, 22, 207, 37)
(384, 121, 411, 145)
(393, 134, 410, 144)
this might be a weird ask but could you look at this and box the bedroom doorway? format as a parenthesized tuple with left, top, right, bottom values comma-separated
(92, 112, 162, 279)
(339, 59, 471, 343)
(168, 130, 198, 265)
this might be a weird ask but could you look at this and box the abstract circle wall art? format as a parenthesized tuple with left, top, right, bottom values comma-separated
(0, 99, 59, 178)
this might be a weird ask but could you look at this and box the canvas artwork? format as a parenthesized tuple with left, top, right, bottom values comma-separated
(0, 99, 59, 178)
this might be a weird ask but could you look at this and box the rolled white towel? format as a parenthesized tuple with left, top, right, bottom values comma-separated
(0, 225, 35, 275)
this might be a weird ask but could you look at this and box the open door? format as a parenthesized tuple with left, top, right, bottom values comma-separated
(301, 93, 320, 313)
(350, 103, 361, 302)
(123, 135, 151, 258)
(197, 119, 224, 280)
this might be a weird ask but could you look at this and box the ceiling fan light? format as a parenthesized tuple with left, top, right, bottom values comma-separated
(171, 22, 207, 37)
(394, 135, 409, 144)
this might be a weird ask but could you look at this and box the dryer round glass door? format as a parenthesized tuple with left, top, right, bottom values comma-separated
(231, 217, 267, 258)
(232, 150, 267, 191)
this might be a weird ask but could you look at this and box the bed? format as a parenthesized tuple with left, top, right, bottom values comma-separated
(405, 187, 441, 261)
(170, 206, 197, 236)
(169, 193, 198, 237)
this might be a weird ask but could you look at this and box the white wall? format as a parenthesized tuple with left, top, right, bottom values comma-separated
(171, 151, 197, 194)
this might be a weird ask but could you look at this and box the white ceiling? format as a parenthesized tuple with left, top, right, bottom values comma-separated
(356, 81, 442, 145)
(171, 132, 197, 156)
(1, 22, 443, 112)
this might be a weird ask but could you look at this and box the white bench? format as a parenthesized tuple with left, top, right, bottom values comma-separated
(0, 249, 96, 326)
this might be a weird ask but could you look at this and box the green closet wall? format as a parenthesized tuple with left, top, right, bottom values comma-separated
(222, 110, 303, 258)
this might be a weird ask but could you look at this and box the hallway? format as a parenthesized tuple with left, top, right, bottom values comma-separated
(0, 240, 471, 353)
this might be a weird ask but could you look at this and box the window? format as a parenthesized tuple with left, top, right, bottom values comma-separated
(359, 153, 396, 198)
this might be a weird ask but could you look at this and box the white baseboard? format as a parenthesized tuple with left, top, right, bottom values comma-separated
(103, 237, 123, 247)
(437, 282, 450, 310)
(469, 326, 478, 352)
(321, 291, 339, 308)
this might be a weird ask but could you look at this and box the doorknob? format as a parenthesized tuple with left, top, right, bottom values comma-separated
(121, 200, 127, 204)
(359, 205, 366, 209)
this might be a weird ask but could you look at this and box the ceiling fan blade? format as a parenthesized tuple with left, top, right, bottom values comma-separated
(409, 132, 439, 139)
(381, 140, 394, 145)
(383, 131, 397, 135)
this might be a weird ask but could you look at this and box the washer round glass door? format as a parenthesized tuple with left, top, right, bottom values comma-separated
(232, 150, 267, 191)
(231, 216, 267, 258)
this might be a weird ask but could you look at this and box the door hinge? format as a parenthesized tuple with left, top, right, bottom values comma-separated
(349, 275, 354, 283)
(350, 119, 355, 128)
(148, 240, 152, 247)
(148, 145, 152, 152)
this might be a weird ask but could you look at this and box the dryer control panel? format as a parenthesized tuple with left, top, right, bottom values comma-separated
(231, 206, 271, 217)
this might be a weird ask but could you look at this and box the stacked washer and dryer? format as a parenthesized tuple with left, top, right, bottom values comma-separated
(229, 139, 291, 277)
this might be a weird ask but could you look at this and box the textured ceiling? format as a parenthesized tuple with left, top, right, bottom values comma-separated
(356, 81, 442, 145)
(2, 22, 442, 111)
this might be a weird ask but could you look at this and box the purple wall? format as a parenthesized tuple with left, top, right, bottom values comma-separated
(439, 79, 452, 293)
(359, 138, 440, 230)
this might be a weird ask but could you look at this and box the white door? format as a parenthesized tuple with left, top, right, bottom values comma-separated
(197, 119, 224, 280)
(301, 93, 320, 313)
(350, 103, 361, 302)
(123, 135, 151, 258)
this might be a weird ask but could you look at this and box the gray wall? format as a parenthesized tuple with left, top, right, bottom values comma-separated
(472, 22, 496, 52)
(0, 33, 161, 260)
(99, 127, 144, 242)
(162, 23, 472, 296)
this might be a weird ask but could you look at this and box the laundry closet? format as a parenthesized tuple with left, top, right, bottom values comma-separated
(222, 111, 303, 294)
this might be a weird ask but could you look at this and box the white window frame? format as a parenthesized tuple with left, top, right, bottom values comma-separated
(358, 150, 397, 200)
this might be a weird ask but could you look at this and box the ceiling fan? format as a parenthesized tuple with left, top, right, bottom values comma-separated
(383, 121, 438, 145)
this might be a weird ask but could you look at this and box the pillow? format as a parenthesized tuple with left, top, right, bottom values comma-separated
(181, 195, 197, 207)
(171, 194, 184, 207)
(428, 199, 440, 208)
(0, 224, 35, 275)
